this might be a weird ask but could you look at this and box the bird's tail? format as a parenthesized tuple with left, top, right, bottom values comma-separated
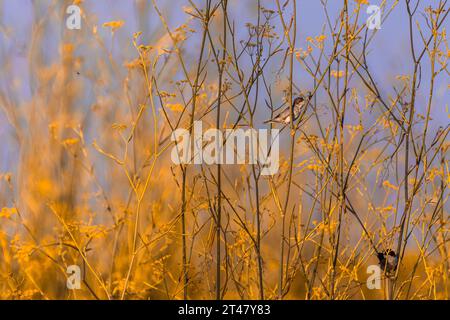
(264, 119, 280, 124)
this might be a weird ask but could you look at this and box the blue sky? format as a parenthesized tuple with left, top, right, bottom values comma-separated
(0, 0, 449, 171)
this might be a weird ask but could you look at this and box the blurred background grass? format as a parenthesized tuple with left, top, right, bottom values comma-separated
(0, 0, 449, 299)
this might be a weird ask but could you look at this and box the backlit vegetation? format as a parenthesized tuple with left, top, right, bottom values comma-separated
(0, 0, 449, 300)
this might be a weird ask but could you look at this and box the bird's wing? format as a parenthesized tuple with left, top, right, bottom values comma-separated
(264, 105, 293, 123)
(275, 107, 291, 119)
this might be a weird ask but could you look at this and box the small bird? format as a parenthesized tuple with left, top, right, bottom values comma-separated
(264, 92, 312, 124)
(377, 249, 398, 276)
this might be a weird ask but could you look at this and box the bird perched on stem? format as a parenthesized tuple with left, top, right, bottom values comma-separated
(264, 92, 312, 124)
(377, 249, 398, 276)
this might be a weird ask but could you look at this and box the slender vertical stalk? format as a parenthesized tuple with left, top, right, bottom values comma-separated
(252, 0, 265, 300)
(178, 0, 211, 299)
(275, 0, 296, 299)
(330, 0, 349, 300)
(181, 169, 188, 299)
(215, 0, 227, 300)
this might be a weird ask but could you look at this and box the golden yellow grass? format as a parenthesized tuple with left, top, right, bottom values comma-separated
(0, 0, 449, 300)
